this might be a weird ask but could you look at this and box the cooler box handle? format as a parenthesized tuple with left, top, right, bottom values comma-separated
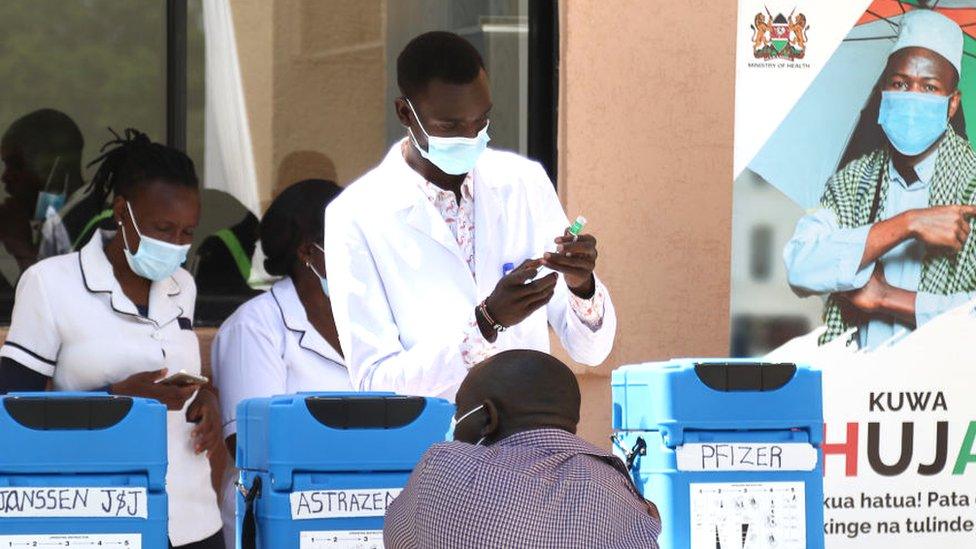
(3, 395, 133, 430)
(694, 362, 796, 392)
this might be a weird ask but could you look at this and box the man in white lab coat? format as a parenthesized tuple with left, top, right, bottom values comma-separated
(325, 31, 616, 400)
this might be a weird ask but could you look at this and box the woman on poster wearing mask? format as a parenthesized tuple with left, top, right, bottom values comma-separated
(0, 129, 224, 549)
(211, 180, 348, 548)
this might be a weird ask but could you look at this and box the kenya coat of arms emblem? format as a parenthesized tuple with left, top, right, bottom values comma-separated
(752, 8, 809, 61)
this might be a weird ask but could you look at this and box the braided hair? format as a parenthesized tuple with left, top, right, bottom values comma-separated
(86, 128, 198, 207)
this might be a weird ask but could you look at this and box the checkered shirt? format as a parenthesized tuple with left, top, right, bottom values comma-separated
(384, 428, 661, 548)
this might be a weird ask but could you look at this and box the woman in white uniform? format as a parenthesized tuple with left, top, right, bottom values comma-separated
(0, 129, 224, 548)
(212, 179, 349, 547)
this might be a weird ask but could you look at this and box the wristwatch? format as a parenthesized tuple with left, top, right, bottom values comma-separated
(478, 299, 507, 333)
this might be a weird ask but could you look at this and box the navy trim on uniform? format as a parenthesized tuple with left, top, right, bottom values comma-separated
(78, 253, 144, 322)
(77, 251, 185, 328)
(270, 284, 340, 364)
(2, 341, 57, 366)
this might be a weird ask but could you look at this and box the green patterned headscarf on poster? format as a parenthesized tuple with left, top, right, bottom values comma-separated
(819, 128, 976, 345)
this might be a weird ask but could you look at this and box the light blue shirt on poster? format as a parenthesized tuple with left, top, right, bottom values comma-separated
(784, 149, 976, 350)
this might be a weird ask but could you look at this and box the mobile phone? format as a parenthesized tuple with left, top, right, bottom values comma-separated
(155, 370, 209, 387)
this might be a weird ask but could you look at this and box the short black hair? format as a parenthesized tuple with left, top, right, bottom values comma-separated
(261, 179, 342, 277)
(87, 128, 198, 206)
(397, 31, 485, 98)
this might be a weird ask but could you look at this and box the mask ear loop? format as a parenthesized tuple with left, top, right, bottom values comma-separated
(404, 98, 432, 139)
(455, 404, 488, 446)
(118, 200, 148, 256)
(306, 244, 327, 280)
(404, 98, 433, 156)
(307, 261, 326, 279)
(118, 211, 134, 255)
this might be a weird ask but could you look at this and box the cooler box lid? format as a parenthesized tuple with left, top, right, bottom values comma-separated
(237, 392, 454, 488)
(612, 359, 822, 437)
(0, 392, 167, 488)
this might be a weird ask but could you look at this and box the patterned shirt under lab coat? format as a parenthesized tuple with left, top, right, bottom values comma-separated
(408, 141, 607, 368)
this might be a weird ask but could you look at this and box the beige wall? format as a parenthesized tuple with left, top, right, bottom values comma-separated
(231, 0, 387, 209)
(272, 0, 386, 196)
(557, 0, 736, 444)
(232, 0, 274, 203)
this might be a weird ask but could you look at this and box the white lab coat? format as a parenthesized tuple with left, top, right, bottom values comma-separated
(325, 141, 616, 400)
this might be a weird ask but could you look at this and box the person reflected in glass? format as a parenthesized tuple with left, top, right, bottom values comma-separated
(0, 109, 90, 271)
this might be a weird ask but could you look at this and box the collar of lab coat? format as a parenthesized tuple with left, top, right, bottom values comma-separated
(379, 139, 506, 299)
(270, 276, 345, 364)
(78, 229, 184, 328)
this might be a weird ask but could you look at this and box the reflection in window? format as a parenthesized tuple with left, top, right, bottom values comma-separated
(0, 0, 167, 319)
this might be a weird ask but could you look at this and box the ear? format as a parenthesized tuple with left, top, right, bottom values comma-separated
(295, 240, 317, 268)
(480, 399, 500, 440)
(112, 195, 128, 227)
(949, 89, 963, 120)
(394, 97, 412, 128)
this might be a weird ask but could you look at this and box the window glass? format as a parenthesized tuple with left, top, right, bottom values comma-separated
(0, 0, 166, 319)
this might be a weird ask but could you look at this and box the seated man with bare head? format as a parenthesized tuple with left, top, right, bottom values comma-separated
(384, 349, 661, 549)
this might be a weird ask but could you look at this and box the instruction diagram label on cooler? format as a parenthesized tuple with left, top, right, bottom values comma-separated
(299, 530, 383, 548)
(690, 481, 806, 549)
(0, 533, 141, 547)
(0, 487, 147, 519)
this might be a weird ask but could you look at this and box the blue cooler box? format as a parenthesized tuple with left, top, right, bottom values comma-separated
(612, 360, 823, 549)
(0, 392, 168, 547)
(236, 392, 454, 548)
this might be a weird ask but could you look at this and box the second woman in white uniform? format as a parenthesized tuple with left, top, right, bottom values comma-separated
(211, 179, 350, 547)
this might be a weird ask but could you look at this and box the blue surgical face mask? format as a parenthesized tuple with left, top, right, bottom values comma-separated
(878, 90, 950, 156)
(309, 244, 329, 297)
(445, 403, 485, 443)
(33, 157, 67, 220)
(405, 98, 490, 175)
(34, 192, 66, 220)
(120, 201, 191, 282)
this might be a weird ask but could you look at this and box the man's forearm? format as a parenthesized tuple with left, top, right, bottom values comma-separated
(860, 211, 915, 269)
(876, 286, 917, 326)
